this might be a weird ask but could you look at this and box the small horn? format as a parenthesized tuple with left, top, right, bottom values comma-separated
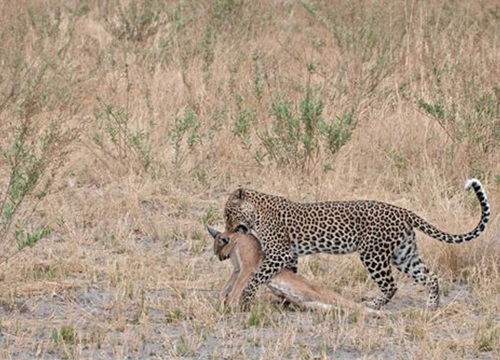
(207, 226, 221, 239)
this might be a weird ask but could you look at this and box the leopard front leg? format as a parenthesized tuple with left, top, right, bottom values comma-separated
(285, 250, 299, 274)
(240, 241, 293, 309)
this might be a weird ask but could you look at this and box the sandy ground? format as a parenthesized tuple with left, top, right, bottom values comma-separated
(1, 230, 498, 359)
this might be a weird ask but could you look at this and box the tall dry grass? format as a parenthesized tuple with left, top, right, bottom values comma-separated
(0, 0, 499, 358)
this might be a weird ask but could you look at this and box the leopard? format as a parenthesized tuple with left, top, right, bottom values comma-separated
(207, 226, 382, 316)
(223, 179, 490, 310)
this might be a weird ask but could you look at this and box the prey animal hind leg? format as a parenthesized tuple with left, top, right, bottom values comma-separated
(391, 230, 439, 309)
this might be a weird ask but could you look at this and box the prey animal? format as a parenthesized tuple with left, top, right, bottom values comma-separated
(208, 226, 381, 315)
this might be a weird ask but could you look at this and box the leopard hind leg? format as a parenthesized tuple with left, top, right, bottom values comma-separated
(359, 243, 397, 310)
(391, 230, 439, 309)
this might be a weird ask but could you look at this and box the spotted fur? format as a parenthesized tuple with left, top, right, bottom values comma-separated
(224, 179, 490, 309)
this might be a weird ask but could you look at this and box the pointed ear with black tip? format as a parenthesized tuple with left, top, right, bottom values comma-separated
(207, 226, 221, 239)
(235, 225, 248, 233)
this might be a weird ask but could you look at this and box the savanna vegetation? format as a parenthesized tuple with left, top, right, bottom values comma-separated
(0, 0, 499, 358)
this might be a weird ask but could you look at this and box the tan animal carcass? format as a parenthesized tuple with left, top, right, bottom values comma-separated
(208, 227, 381, 315)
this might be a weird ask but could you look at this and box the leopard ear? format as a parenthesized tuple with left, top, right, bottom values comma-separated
(228, 188, 246, 206)
(235, 188, 245, 199)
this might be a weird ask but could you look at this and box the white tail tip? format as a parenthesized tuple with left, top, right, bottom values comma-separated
(465, 178, 480, 191)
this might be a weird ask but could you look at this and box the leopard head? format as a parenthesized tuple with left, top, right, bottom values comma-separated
(224, 188, 256, 233)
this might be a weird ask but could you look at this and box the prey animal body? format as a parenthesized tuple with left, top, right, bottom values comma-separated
(208, 227, 381, 315)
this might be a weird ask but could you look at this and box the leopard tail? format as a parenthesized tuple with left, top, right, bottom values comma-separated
(410, 179, 490, 244)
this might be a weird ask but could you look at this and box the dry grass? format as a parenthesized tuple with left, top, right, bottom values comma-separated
(0, 0, 500, 358)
